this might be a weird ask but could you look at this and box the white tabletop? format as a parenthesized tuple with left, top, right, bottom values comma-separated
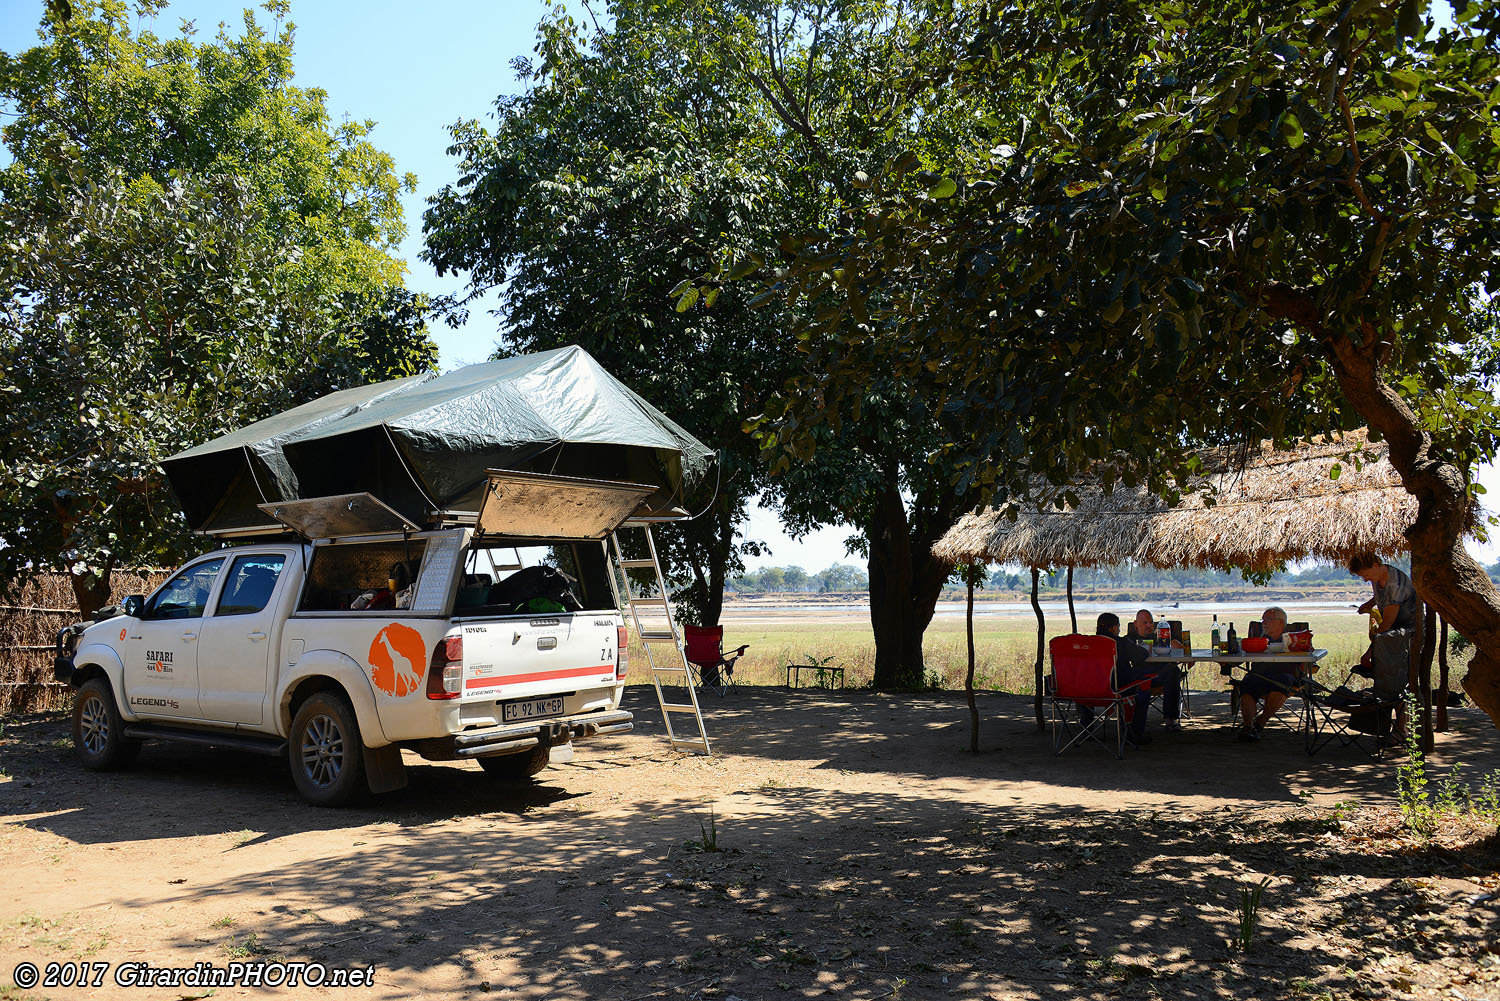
(1145, 648, 1328, 664)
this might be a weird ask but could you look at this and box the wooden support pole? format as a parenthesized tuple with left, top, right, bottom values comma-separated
(1031, 567, 1045, 730)
(1437, 618, 1450, 732)
(1419, 603, 1436, 752)
(1066, 565, 1077, 633)
(966, 565, 979, 753)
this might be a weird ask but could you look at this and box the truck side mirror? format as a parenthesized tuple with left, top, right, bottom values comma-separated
(121, 594, 144, 618)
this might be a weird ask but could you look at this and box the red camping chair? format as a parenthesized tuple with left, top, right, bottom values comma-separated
(1048, 634, 1151, 758)
(683, 625, 749, 697)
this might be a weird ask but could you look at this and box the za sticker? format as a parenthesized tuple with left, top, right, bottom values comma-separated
(369, 623, 426, 697)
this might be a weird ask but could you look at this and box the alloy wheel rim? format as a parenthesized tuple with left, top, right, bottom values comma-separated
(300, 713, 343, 787)
(80, 696, 108, 755)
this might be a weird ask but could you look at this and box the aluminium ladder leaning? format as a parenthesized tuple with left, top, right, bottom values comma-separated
(604, 525, 711, 755)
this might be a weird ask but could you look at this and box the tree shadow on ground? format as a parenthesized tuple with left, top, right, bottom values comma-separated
(3, 691, 1498, 1000)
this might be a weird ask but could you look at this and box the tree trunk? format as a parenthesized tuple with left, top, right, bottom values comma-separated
(966, 566, 979, 753)
(867, 482, 946, 690)
(1031, 567, 1045, 730)
(70, 567, 113, 619)
(1437, 618, 1450, 732)
(1319, 323, 1500, 731)
(699, 505, 734, 628)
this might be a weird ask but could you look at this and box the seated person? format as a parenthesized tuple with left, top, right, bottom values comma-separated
(1126, 608, 1184, 730)
(1236, 605, 1306, 742)
(1079, 612, 1157, 747)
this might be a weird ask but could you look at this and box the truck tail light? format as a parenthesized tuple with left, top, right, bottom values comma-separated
(616, 626, 629, 680)
(427, 634, 463, 700)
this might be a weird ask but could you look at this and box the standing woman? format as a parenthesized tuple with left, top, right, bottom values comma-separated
(1348, 553, 1419, 734)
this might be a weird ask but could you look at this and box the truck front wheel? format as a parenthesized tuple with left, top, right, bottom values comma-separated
(289, 692, 367, 806)
(477, 744, 550, 779)
(73, 677, 141, 771)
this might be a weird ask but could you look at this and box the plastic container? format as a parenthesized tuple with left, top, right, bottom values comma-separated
(1241, 636, 1269, 654)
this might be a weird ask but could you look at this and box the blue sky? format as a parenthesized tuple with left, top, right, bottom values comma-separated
(1, 1, 1492, 573)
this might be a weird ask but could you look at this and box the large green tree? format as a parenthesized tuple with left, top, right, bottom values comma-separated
(0, 0, 437, 613)
(425, 0, 988, 683)
(425, 0, 798, 625)
(740, 0, 1500, 724)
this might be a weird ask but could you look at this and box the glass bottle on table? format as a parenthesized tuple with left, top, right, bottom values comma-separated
(1211, 615, 1221, 652)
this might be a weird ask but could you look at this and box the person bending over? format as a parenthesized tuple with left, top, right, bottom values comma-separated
(1348, 553, 1419, 737)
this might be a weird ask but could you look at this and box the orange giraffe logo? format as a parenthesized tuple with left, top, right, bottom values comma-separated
(369, 623, 426, 697)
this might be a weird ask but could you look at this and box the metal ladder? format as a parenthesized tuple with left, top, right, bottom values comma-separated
(604, 524, 711, 755)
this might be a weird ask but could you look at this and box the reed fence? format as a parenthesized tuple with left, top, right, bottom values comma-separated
(1, 571, 169, 715)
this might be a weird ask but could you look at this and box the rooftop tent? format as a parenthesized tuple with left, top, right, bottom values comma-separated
(280, 346, 713, 524)
(162, 345, 715, 536)
(162, 373, 438, 535)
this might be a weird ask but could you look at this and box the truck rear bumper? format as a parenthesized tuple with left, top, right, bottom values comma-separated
(419, 708, 633, 760)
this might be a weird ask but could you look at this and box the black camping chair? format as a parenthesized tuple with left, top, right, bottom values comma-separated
(1304, 632, 1412, 759)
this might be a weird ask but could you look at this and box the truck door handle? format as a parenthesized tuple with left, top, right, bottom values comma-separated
(248, 631, 267, 641)
(180, 631, 197, 641)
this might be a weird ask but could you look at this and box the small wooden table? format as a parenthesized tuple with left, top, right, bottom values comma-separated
(785, 663, 846, 689)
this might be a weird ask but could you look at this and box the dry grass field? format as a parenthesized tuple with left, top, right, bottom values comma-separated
(651, 603, 1473, 698)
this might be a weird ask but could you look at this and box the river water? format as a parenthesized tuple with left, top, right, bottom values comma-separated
(721, 598, 1362, 625)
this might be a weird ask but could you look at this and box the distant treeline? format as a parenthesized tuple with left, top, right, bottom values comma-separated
(726, 564, 870, 594)
(728, 556, 1500, 597)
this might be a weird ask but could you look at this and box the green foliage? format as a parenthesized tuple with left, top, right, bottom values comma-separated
(1233, 876, 1272, 952)
(1397, 694, 1435, 839)
(686, 804, 723, 852)
(731, 0, 1500, 511)
(0, 1, 435, 608)
(1397, 697, 1500, 834)
(424, 0, 816, 624)
(422, 1, 988, 663)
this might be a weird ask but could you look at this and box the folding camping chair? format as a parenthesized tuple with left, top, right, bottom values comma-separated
(1229, 670, 1312, 735)
(1303, 631, 1411, 759)
(1048, 634, 1151, 759)
(683, 625, 748, 697)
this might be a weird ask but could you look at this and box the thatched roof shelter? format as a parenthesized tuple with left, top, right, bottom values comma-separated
(933, 429, 1430, 573)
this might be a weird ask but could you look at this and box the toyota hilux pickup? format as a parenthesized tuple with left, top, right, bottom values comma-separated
(53, 475, 643, 806)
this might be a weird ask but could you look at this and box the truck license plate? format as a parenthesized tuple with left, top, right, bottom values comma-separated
(502, 697, 564, 723)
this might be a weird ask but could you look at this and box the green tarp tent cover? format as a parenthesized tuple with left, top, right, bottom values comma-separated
(162, 345, 715, 536)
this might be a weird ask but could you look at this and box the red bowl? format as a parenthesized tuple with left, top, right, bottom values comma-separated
(1241, 636, 1269, 653)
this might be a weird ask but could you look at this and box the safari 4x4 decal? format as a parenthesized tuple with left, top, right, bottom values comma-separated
(368, 623, 426, 697)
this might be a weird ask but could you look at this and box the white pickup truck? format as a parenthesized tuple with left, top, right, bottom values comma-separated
(53, 477, 645, 806)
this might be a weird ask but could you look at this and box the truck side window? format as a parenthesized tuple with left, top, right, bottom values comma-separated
(141, 558, 226, 620)
(216, 555, 287, 616)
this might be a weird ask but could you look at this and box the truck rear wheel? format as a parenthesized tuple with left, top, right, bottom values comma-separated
(477, 744, 550, 779)
(289, 692, 367, 806)
(73, 677, 141, 771)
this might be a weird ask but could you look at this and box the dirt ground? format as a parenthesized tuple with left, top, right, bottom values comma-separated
(2, 686, 1499, 1001)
